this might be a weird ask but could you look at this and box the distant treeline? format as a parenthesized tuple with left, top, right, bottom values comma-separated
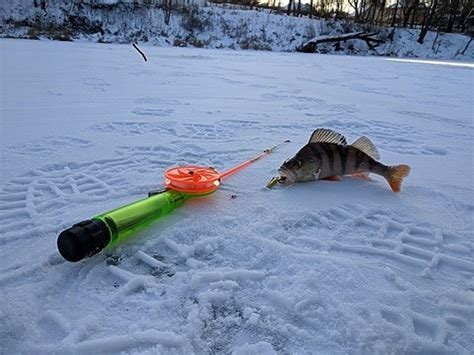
(31, 0, 473, 44)
(209, 0, 474, 43)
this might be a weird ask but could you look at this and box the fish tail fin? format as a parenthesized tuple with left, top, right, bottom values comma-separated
(386, 164, 411, 193)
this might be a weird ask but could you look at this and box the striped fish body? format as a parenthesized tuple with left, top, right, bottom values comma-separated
(289, 143, 387, 180)
(276, 129, 411, 193)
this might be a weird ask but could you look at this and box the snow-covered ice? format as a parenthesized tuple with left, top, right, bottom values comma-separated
(1, 38, 473, 353)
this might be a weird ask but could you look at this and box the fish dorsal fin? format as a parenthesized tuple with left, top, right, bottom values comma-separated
(351, 136, 380, 160)
(308, 128, 347, 145)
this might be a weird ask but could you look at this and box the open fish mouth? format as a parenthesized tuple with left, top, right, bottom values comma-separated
(277, 168, 296, 184)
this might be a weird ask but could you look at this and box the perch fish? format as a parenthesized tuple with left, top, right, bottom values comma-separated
(267, 128, 411, 193)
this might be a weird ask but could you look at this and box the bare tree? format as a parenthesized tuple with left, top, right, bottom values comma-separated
(461, 35, 473, 54)
(445, 0, 459, 32)
(348, 0, 361, 21)
(391, 0, 400, 26)
(400, 0, 418, 27)
(164, 0, 172, 25)
(334, 0, 342, 11)
(378, 0, 387, 24)
(210, 0, 472, 37)
(418, 0, 439, 43)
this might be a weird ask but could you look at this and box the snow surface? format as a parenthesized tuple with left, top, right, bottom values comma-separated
(1, 38, 474, 353)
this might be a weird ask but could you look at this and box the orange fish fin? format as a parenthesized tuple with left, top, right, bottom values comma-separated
(352, 172, 372, 181)
(323, 176, 342, 182)
(386, 165, 411, 193)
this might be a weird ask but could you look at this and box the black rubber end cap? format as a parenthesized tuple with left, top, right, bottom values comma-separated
(57, 219, 111, 262)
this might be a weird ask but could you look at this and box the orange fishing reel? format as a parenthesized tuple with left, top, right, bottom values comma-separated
(164, 166, 222, 195)
(164, 140, 290, 196)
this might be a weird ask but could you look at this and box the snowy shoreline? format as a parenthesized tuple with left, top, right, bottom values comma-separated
(1, 1, 473, 61)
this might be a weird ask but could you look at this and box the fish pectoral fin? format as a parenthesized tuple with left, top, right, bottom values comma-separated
(322, 175, 342, 182)
(351, 172, 372, 181)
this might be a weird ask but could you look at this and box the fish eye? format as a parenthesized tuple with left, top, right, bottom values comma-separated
(295, 160, 302, 168)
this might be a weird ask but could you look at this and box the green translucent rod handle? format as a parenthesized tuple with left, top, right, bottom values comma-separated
(95, 190, 188, 245)
(57, 190, 189, 262)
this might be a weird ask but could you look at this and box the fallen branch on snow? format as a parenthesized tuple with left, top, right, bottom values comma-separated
(298, 31, 386, 53)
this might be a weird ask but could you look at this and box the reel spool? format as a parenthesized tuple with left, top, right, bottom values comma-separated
(164, 166, 221, 195)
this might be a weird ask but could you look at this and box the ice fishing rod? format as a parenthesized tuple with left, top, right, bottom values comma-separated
(57, 140, 290, 262)
(132, 42, 148, 62)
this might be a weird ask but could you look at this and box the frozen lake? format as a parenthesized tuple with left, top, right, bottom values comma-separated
(1, 39, 473, 353)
